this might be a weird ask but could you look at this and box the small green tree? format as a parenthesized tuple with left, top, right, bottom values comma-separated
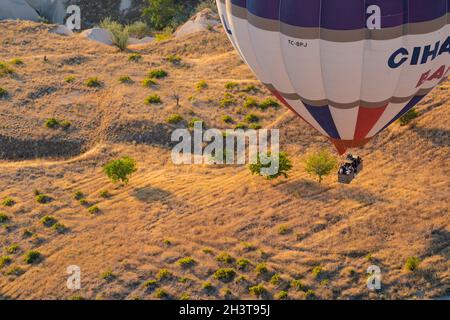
(103, 157, 137, 184)
(249, 152, 292, 180)
(305, 149, 337, 183)
(142, 0, 180, 30)
(399, 108, 419, 126)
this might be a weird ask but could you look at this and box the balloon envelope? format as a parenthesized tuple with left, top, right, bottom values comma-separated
(217, 0, 450, 154)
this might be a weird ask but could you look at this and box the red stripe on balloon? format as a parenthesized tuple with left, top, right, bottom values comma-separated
(329, 137, 372, 155)
(353, 105, 387, 141)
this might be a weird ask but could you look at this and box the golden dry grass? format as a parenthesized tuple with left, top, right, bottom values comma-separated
(0, 20, 448, 300)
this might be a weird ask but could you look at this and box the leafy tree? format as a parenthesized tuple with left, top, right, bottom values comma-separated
(398, 108, 419, 126)
(143, 0, 181, 30)
(304, 149, 338, 183)
(103, 157, 137, 184)
(249, 152, 292, 180)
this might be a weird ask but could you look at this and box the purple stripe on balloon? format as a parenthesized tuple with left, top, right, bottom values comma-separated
(237, 0, 448, 30)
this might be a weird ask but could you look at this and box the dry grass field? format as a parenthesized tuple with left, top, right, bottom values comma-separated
(0, 20, 448, 300)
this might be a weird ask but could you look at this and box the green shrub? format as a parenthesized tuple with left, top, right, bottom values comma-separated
(22, 229, 33, 238)
(157, 269, 172, 281)
(305, 149, 338, 183)
(155, 288, 168, 298)
(0, 256, 12, 268)
(220, 97, 237, 108)
(216, 252, 235, 264)
(142, 78, 157, 87)
(196, 80, 208, 91)
(74, 191, 85, 200)
(103, 156, 137, 184)
(149, 69, 168, 79)
(24, 250, 42, 264)
(70, 295, 86, 300)
(128, 53, 142, 62)
(255, 263, 268, 275)
(222, 115, 234, 124)
(100, 18, 129, 50)
(2, 197, 15, 207)
(202, 281, 213, 290)
(235, 123, 247, 130)
(244, 113, 260, 123)
(142, 0, 180, 31)
(180, 293, 190, 300)
(99, 190, 110, 198)
(249, 123, 262, 130)
(236, 258, 250, 269)
(145, 94, 162, 104)
(278, 225, 292, 235)
(166, 114, 184, 124)
(85, 77, 102, 88)
(270, 273, 281, 285)
(291, 279, 305, 291)
(249, 284, 266, 297)
(259, 98, 280, 110)
(177, 257, 196, 268)
(249, 152, 293, 180)
(0, 62, 14, 76)
(188, 118, 202, 129)
(225, 82, 239, 90)
(0, 87, 9, 98)
(60, 120, 71, 130)
(276, 290, 288, 300)
(52, 222, 68, 234)
(165, 54, 182, 65)
(40, 215, 58, 227)
(405, 256, 421, 272)
(119, 75, 132, 83)
(399, 108, 419, 126)
(5, 266, 24, 276)
(243, 84, 259, 93)
(144, 279, 158, 288)
(45, 118, 60, 129)
(101, 269, 116, 281)
(36, 194, 52, 204)
(214, 268, 236, 282)
(202, 248, 214, 255)
(126, 21, 150, 38)
(162, 239, 172, 246)
(243, 97, 259, 109)
(9, 58, 23, 65)
(6, 244, 20, 254)
(305, 289, 316, 300)
(64, 76, 76, 83)
(154, 28, 173, 41)
(88, 206, 100, 214)
(312, 266, 323, 279)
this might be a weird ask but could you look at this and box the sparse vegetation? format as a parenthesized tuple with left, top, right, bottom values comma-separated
(163, 239, 172, 246)
(216, 252, 235, 264)
(40, 215, 58, 227)
(177, 257, 196, 268)
(64, 75, 76, 83)
(157, 269, 172, 281)
(99, 190, 110, 198)
(255, 263, 268, 276)
(243, 84, 259, 93)
(249, 284, 266, 297)
(24, 250, 42, 264)
(0, 61, 14, 76)
(74, 191, 84, 200)
(142, 78, 157, 87)
(100, 18, 129, 50)
(312, 266, 323, 279)
(196, 80, 208, 91)
(88, 206, 100, 214)
(103, 157, 137, 184)
(165, 54, 182, 65)
(202, 248, 214, 255)
(220, 97, 237, 108)
(180, 293, 190, 300)
(222, 115, 234, 124)
(0, 87, 9, 98)
(405, 256, 421, 272)
(5, 266, 24, 276)
(305, 289, 316, 300)
(399, 108, 419, 126)
(155, 289, 168, 298)
(35, 194, 52, 204)
(145, 94, 162, 104)
(291, 279, 305, 291)
(128, 52, 142, 62)
(0, 256, 12, 268)
(225, 82, 239, 90)
(305, 149, 338, 183)
(270, 273, 281, 286)
(101, 269, 116, 281)
(276, 290, 288, 300)
(245, 113, 260, 123)
(167, 114, 184, 124)
(119, 75, 132, 83)
(126, 21, 150, 39)
(6, 244, 20, 254)
(144, 279, 158, 289)
(52, 223, 68, 234)
(149, 69, 168, 79)
(214, 268, 236, 282)
(243, 97, 259, 109)
(235, 123, 247, 130)
(259, 98, 280, 110)
(188, 118, 202, 129)
(249, 152, 293, 180)
(2, 197, 15, 207)
(9, 58, 23, 65)
(85, 77, 102, 88)
(45, 118, 60, 129)
(278, 225, 292, 235)
(202, 281, 213, 290)
(236, 258, 250, 269)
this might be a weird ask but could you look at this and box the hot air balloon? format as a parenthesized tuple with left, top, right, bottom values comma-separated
(216, 0, 450, 155)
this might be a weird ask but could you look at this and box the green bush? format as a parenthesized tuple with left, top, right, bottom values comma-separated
(0, 256, 12, 268)
(88, 206, 100, 214)
(291, 279, 305, 291)
(9, 58, 23, 65)
(220, 97, 237, 108)
(177, 257, 196, 268)
(126, 21, 150, 38)
(143, 0, 180, 30)
(6, 244, 20, 254)
(24, 251, 42, 264)
(40, 215, 58, 227)
(276, 290, 288, 300)
(236, 258, 250, 269)
(100, 18, 129, 50)
(202, 281, 213, 290)
(235, 123, 247, 130)
(249, 284, 266, 297)
(216, 252, 235, 264)
(0, 62, 14, 76)
(101, 269, 116, 281)
(405, 256, 421, 272)
(312, 266, 323, 279)
(2, 197, 15, 207)
(157, 269, 172, 281)
(214, 268, 236, 282)
(305, 289, 316, 300)
(60, 120, 71, 130)
(0, 87, 8, 98)
(119, 75, 132, 83)
(64, 76, 76, 83)
(128, 53, 142, 62)
(188, 118, 202, 129)
(225, 82, 239, 90)
(52, 222, 68, 234)
(270, 273, 281, 285)
(259, 98, 280, 110)
(103, 156, 137, 184)
(85, 77, 102, 88)
(36, 194, 52, 204)
(255, 263, 268, 276)
(166, 114, 184, 124)
(196, 80, 208, 91)
(243, 97, 259, 109)
(149, 69, 168, 79)
(180, 293, 190, 300)
(243, 84, 259, 93)
(222, 115, 234, 124)
(99, 190, 110, 198)
(399, 108, 419, 126)
(5, 266, 24, 276)
(249, 123, 262, 130)
(142, 78, 157, 87)
(145, 94, 162, 104)
(249, 152, 293, 180)
(45, 118, 60, 129)
(155, 28, 173, 41)
(165, 54, 182, 65)
(144, 279, 158, 288)
(155, 288, 168, 298)
(74, 191, 85, 200)
(278, 225, 292, 235)
(244, 113, 260, 123)
(305, 149, 338, 183)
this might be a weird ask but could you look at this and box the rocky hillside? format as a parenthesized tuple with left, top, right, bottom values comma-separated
(0, 20, 448, 300)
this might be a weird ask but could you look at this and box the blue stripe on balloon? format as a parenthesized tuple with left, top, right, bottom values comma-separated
(378, 95, 426, 133)
(241, 0, 448, 30)
(303, 104, 341, 139)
